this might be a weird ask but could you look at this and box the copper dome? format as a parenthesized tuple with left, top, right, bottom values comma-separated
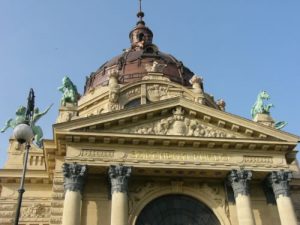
(84, 11, 195, 94)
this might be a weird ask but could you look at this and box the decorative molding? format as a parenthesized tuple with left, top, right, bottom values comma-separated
(227, 169, 252, 197)
(142, 73, 170, 82)
(124, 87, 141, 99)
(108, 165, 132, 194)
(267, 170, 292, 199)
(62, 163, 87, 194)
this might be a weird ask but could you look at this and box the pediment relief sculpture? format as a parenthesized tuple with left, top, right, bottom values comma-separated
(120, 106, 239, 138)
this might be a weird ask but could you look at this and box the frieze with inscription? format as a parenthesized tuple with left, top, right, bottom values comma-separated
(74, 148, 230, 164)
(128, 150, 230, 163)
(243, 156, 273, 164)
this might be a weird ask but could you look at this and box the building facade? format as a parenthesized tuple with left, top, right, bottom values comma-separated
(0, 6, 300, 225)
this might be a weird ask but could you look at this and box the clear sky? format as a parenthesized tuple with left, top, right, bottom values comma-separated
(0, 1, 299, 168)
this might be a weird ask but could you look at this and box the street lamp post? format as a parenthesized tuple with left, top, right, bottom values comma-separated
(13, 89, 35, 225)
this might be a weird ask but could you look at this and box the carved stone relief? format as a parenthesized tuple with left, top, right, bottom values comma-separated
(21, 203, 50, 218)
(146, 84, 169, 101)
(126, 106, 237, 138)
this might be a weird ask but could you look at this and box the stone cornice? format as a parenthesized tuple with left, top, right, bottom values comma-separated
(54, 130, 296, 152)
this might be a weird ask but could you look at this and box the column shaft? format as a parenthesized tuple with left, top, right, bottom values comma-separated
(228, 169, 256, 225)
(268, 171, 297, 225)
(62, 163, 87, 225)
(111, 192, 129, 225)
(109, 165, 132, 225)
(62, 191, 82, 225)
(235, 194, 255, 225)
(276, 195, 297, 225)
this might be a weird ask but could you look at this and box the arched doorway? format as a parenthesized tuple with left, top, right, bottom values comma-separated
(135, 194, 221, 225)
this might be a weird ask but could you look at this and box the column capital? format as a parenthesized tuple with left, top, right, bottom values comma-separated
(62, 163, 87, 194)
(109, 165, 132, 194)
(267, 170, 292, 199)
(228, 169, 252, 197)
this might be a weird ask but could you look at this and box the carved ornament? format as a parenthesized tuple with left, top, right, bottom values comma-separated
(109, 165, 132, 194)
(227, 169, 252, 197)
(267, 170, 292, 199)
(62, 163, 87, 194)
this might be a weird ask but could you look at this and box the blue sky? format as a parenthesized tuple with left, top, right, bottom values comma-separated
(0, 1, 299, 167)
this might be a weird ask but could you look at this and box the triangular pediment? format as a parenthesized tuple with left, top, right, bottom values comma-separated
(102, 107, 244, 139)
(53, 97, 300, 143)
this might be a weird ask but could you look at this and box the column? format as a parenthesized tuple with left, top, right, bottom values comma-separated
(109, 165, 132, 225)
(267, 170, 297, 225)
(62, 163, 87, 225)
(228, 169, 256, 225)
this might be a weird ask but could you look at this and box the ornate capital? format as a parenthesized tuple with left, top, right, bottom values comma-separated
(62, 163, 87, 194)
(267, 170, 292, 199)
(228, 169, 252, 197)
(109, 165, 132, 194)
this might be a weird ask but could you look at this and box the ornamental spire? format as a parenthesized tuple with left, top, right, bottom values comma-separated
(129, 0, 153, 50)
(137, 0, 145, 25)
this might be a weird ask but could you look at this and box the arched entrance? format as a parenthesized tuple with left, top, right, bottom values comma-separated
(135, 194, 221, 225)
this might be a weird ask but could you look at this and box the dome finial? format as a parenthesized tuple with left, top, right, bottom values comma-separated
(137, 0, 145, 25)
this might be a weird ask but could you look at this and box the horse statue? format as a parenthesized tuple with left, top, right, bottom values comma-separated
(58, 76, 80, 106)
(251, 91, 273, 119)
(1, 104, 53, 147)
(251, 91, 287, 130)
